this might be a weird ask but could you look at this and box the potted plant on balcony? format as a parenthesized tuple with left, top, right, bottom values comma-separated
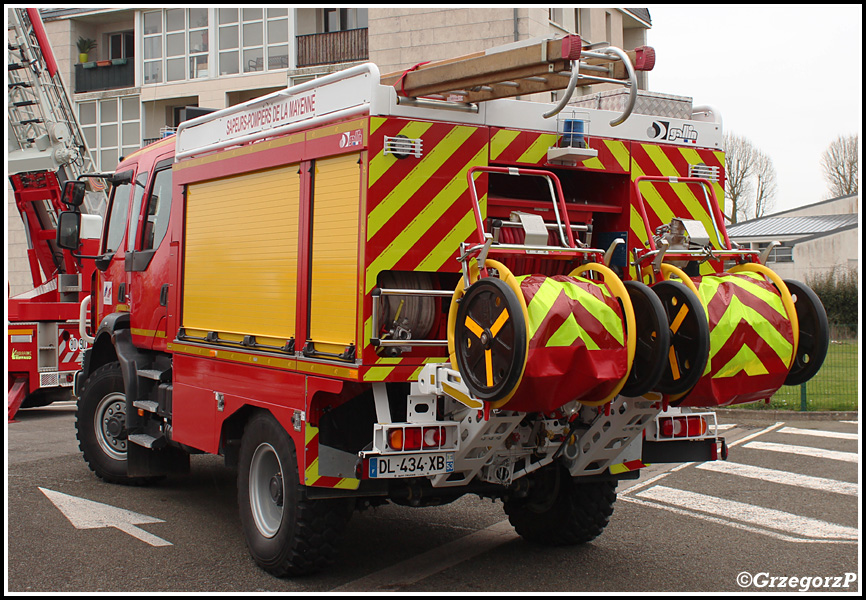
(77, 37, 97, 63)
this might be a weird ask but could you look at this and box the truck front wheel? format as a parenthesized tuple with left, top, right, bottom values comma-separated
(238, 412, 353, 577)
(76, 361, 158, 485)
(504, 465, 616, 545)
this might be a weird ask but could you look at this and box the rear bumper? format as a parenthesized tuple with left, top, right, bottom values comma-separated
(642, 437, 728, 463)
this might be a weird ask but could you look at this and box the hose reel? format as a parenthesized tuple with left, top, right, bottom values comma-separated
(645, 262, 828, 408)
(447, 260, 640, 413)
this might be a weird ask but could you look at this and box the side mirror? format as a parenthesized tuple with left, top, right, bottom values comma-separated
(62, 180, 86, 207)
(57, 211, 82, 250)
(110, 171, 134, 186)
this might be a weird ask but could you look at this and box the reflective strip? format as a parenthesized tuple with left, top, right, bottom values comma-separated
(558, 278, 623, 345)
(365, 142, 487, 293)
(610, 459, 646, 474)
(521, 276, 560, 341)
(547, 313, 599, 350)
(304, 424, 360, 490)
(490, 129, 521, 161)
(519, 276, 624, 348)
(368, 119, 434, 187)
(368, 125, 477, 240)
(697, 274, 794, 376)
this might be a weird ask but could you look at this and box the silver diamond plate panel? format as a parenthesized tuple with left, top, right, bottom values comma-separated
(571, 89, 694, 119)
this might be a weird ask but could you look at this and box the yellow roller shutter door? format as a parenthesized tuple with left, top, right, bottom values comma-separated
(308, 153, 361, 355)
(183, 165, 300, 341)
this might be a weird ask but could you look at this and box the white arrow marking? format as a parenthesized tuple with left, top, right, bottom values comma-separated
(39, 487, 172, 547)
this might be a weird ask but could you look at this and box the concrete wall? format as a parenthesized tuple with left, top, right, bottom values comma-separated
(792, 228, 860, 282)
(368, 7, 532, 76)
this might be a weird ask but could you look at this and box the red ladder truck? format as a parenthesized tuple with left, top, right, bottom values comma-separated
(56, 36, 829, 576)
(7, 8, 107, 420)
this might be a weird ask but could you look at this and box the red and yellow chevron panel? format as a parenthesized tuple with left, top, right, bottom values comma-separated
(489, 128, 630, 174)
(678, 271, 795, 407)
(304, 424, 360, 489)
(361, 117, 489, 374)
(610, 459, 647, 474)
(366, 117, 489, 287)
(629, 143, 726, 276)
(490, 128, 556, 166)
(503, 274, 628, 412)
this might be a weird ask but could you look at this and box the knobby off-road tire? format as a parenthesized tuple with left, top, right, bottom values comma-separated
(238, 412, 354, 577)
(504, 465, 617, 545)
(75, 361, 160, 485)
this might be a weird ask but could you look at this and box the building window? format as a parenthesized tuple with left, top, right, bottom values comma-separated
(78, 96, 141, 171)
(756, 242, 795, 263)
(109, 32, 134, 60)
(323, 8, 367, 32)
(549, 8, 564, 26)
(218, 8, 288, 75)
(142, 8, 211, 84)
(605, 11, 612, 44)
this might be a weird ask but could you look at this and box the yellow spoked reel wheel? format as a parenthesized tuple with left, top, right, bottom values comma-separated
(447, 259, 530, 409)
(727, 262, 799, 367)
(639, 262, 710, 401)
(568, 262, 636, 406)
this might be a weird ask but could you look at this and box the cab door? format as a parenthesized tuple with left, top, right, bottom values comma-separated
(126, 155, 175, 351)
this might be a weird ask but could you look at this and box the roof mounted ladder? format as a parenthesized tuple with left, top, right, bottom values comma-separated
(382, 35, 654, 125)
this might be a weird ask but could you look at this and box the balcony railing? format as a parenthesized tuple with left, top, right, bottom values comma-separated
(75, 59, 135, 93)
(297, 28, 368, 68)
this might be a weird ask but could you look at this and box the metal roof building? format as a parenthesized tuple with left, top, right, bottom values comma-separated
(726, 194, 859, 282)
(726, 213, 858, 240)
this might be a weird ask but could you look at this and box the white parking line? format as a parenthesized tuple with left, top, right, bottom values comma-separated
(695, 461, 858, 496)
(620, 495, 857, 544)
(778, 426, 859, 440)
(743, 441, 859, 463)
(635, 485, 859, 541)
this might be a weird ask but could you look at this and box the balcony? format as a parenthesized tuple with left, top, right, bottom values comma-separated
(75, 59, 135, 94)
(296, 28, 368, 68)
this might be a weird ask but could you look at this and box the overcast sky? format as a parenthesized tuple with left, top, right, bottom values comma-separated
(644, 4, 862, 215)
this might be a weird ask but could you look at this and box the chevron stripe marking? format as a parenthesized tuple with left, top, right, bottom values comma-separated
(368, 124, 477, 239)
(490, 129, 521, 161)
(605, 139, 631, 172)
(304, 425, 360, 489)
(415, 196, 486, 271)
(714, 344, 770, 378)
(365, 142, 487, 292)
(517, 133, 557, 164)
(368, 120, 435, 188)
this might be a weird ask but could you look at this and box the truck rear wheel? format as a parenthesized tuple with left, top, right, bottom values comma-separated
(76, 361, 159, 485)
(504, 465, 616, 545)
(238, 412, 354, 577)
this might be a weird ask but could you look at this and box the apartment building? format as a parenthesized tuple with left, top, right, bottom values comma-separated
(7, 7, 651, 294)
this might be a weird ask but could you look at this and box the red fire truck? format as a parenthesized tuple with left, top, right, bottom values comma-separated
(8, 8, 106, 420)
(57, 36, 828, 576)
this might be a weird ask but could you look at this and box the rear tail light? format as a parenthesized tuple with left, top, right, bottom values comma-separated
(386, 426, 446, 451)
(659, 415, 708, 438)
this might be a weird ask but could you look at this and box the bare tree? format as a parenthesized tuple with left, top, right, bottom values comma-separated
(724, 133, 755, 223)
(752, 150, 777, 219)
(820, 134, 858, 198)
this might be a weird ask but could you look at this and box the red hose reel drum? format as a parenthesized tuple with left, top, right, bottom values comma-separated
(448, 260, 635, 413)
(667, 264, 814, 408)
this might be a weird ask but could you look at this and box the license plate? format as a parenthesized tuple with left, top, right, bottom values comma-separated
(369, 452, 454, 479)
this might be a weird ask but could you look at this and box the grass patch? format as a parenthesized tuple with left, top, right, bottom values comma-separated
(733, 339, 858, 411)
